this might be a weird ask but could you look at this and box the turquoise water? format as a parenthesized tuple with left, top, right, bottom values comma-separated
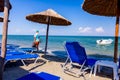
(0, 35, 120, 60)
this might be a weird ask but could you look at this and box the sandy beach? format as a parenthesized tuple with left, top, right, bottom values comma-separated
(3, 53, 113, 80)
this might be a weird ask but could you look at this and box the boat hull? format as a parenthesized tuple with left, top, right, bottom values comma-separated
(96, 39, 113, 45)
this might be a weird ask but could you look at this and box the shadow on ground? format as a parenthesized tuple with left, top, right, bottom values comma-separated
(41, 50, 67, 62)
(4, 58, 45, 80)
(4, 65, 29, 80)
(87, 53, 114, 61)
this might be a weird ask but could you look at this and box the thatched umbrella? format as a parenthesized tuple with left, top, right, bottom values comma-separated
(82, 0, 120, 63)
(0, 0, 11, 80)
(26, 9, 71, 54)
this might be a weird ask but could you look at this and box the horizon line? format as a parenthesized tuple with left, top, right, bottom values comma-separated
(0, 34, 117, 37)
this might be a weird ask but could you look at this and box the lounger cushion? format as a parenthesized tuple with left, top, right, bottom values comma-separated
(6, 54, 38, 60)
(38, 72, 60, 80)
(86, 58, 97, 67)
(65, 42, 87, 64)
(6, 51, 25, 55)
(19, 48, 35, 52)
(66, 42, 79, 63)
(17, 72, 60, 80)
(17, 73, 44, 80)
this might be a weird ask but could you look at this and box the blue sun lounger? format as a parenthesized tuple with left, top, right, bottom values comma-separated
(6, 44, 19, 50)
(5, 52, 39, 66)
(0, 50, 25, 56)
(6, 50, 25, 55)
(17, 72, 62, 80)
(61, 42, 97, 76)
(0, 43, 19, 51)
(18, 47, 36, 53)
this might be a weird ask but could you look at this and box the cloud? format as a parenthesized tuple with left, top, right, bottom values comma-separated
(78, 27, 92, 33)
(95, 27, 104, 33)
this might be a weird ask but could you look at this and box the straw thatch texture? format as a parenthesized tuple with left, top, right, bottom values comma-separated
(0, 0, 12, 12)
(0, 0, 4, 12)
(82, 0, 120, 16)
(26, 9, 71, 25)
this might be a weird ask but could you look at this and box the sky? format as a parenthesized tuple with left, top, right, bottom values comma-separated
(0, 0, 118, 36)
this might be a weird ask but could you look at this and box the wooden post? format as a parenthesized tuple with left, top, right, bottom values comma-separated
(44, 16, 50, 54)
(0, 0, 10, 79)
(114, 0, 120, 63)
(114, 16, 119, 63)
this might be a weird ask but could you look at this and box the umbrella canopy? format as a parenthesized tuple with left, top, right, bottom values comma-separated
(82, 0, 120, 63)
(82, 0, 120, 16)
(26, 9, 71, 54)
(0, 0, 12, 12)
(26, 9, 71, 25)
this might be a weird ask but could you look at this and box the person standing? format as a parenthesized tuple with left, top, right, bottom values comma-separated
(34, 30, 40, 51)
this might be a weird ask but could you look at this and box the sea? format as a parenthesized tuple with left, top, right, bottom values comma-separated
(0, 35, 120, 61)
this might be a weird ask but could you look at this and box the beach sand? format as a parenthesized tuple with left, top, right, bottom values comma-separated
(3, 53, 113, 80)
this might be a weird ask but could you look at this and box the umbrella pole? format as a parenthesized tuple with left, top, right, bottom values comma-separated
(114, 16, 119, 63)
(114, 4, 120, 63)
(0, 0, 10, 79)
(44, 17, 50, 55)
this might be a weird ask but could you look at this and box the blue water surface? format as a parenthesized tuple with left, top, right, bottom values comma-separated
(0, 35, 120, 60)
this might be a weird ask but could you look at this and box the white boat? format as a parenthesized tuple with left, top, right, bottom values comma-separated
(96, 39, 113, 45)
